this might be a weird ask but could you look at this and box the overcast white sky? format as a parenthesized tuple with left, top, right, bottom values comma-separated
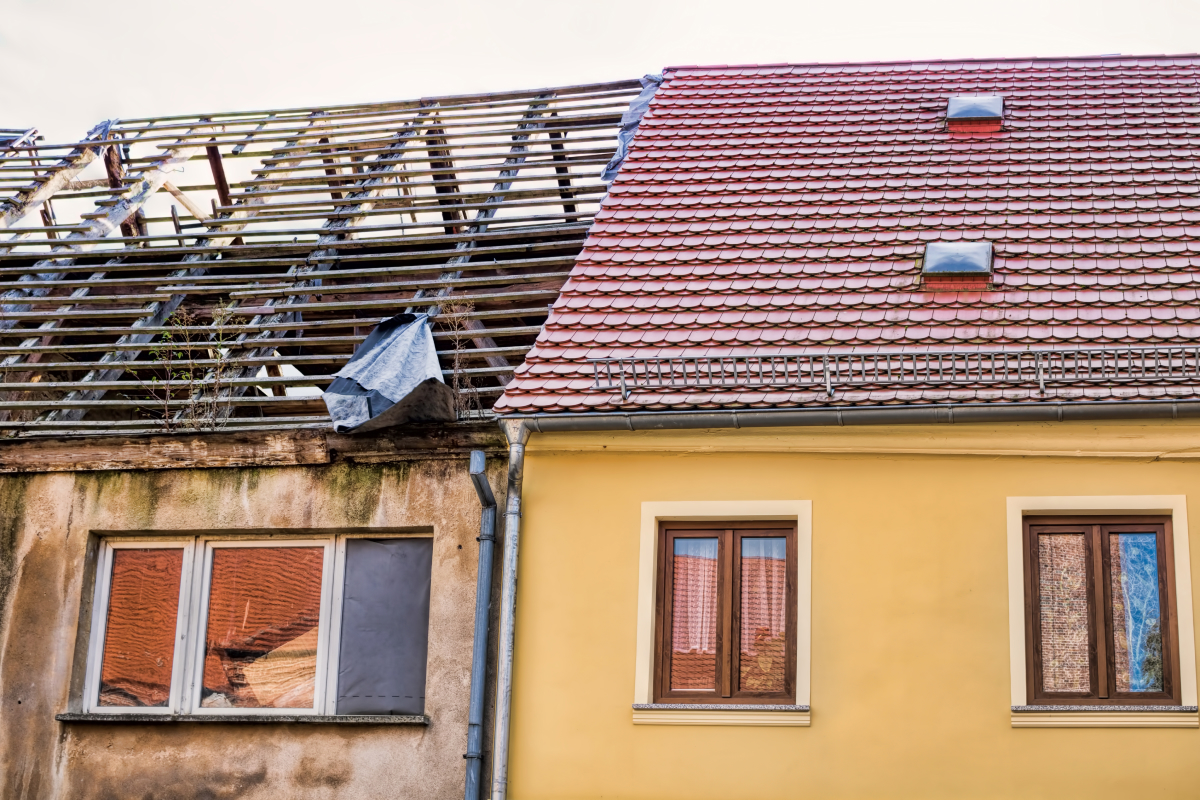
(2, 0, 1198, 143)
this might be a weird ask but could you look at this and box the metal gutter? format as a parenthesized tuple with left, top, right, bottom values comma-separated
(465, 450, 497, 800)
(489, 419, 530, 800)
(506, 398, 1200, 433)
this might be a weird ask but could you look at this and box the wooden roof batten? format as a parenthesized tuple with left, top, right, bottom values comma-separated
(0, 79, 642, 438)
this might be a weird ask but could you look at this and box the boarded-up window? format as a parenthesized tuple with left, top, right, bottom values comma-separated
(336, 538, 433, 715)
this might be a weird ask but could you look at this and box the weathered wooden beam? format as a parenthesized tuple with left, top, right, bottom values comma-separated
(205, 142, 233, 209)
(0, 428, 330, 471)
(425, 125, 466, 235)
(0, 124, 216, 330)
(0, 421, 505, 472)
(548, 126, 577, 218)
(0, 121, 109, 234)
(162, 180, 210, 221)
(104, 144, 138, 238)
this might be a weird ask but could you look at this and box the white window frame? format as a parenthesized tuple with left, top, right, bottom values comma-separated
(184, 537, 335, 717)
(84, 532, 431, 717)
(84, 538, 195, 715)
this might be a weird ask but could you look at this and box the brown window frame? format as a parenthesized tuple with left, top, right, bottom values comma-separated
(653, 521, 797, 705)
(1023, 515, 1181, 706)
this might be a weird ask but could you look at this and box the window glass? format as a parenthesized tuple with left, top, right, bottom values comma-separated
(740, 537, 787, 693)
(1037, 533, 1090, 693)
(201, 547, 324, 709)
(670, 538, 718, 692)
(1026, 518, 1178, 705)
(1110, 533, 1164, 693)
(99, 548, 183, 707)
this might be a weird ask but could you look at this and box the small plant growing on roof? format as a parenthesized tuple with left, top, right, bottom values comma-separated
(437, 299, 483, 420)
(132, 301, 244, 432)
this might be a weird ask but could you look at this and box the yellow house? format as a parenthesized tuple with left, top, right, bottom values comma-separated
(485, 56, 1200, 798)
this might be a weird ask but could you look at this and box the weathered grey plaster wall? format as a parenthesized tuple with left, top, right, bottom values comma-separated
(0, 458, 502, 800)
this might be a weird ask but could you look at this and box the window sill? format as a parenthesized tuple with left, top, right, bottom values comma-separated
(1010, 706, 1198, 728)
(56, 712, 429, 725)
(631, 704, 810, 727)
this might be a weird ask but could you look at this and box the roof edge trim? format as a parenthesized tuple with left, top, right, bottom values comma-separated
(664, 53, 1200, 72)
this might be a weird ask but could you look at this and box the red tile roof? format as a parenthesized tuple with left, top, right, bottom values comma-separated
(495, 56, 1200, 415)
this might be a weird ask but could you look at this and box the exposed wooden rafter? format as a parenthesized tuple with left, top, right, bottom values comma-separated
(0, 80, 641, 436)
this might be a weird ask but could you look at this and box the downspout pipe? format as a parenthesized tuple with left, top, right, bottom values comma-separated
(464, 450, 496, 800)
(490, 418, 530, 800)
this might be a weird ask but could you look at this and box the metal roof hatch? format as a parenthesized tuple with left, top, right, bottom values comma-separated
(947, 95, 1003, 131)
(922, 241, 993, 290)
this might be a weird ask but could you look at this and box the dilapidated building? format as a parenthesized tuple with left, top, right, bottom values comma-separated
(0, 78, 642, 799)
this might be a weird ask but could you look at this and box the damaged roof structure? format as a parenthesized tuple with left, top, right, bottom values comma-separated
(0, 80, 641, 438)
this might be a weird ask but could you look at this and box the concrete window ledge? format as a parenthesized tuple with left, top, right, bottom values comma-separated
(56, 713, 429, 725)
(1011, 706, 1199, 728)
(631, 704, 810, 727)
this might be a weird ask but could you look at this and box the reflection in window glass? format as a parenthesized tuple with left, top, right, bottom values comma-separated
(201, 547, 323, 709)
(1038, 533, 1090, 693)
(99, 549, 183, 707)
(670, 538, 718, 691)
(1110, 533, 1164, 693)
(740, 538, 787, 692)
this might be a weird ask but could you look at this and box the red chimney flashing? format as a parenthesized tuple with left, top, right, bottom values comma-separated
(922, 275, 992, 291)
(947, 118, 1003, 133)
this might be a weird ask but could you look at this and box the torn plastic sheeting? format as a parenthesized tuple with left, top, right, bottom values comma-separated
(600, 74, 663, 182)
(321, 313, 455, 433)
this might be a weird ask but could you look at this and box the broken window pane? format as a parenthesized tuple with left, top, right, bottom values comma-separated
(1110, 533, 1164, 693)
(740, 538, 787, 693)
(201, 547, 323, 709)
(1038, 533, 1091, 693)
(670, 538, 719, 692)
(99, 548, 183, 707)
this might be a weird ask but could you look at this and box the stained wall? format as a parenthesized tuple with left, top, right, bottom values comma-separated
(0, 458, 502, 800)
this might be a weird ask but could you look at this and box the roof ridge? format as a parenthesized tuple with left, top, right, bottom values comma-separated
(664, 54, 1200, 72)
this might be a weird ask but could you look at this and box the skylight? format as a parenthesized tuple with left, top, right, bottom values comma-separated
(922, 242, 993, 290)
(946, 95, 1004, 131)
(923, 242, 993, 274)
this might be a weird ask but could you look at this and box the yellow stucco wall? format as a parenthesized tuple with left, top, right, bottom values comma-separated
(507, 420, 1200, 800)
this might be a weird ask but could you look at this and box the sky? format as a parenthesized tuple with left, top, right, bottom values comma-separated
(2, 0, 1198, 143)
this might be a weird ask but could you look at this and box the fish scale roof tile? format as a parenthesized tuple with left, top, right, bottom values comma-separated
(496, 56, 1200, 414)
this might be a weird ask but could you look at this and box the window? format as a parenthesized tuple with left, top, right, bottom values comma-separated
(84, 534, 433, 716)
(1023, 516, 1181, 706)
(653, 522, 796, 704)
